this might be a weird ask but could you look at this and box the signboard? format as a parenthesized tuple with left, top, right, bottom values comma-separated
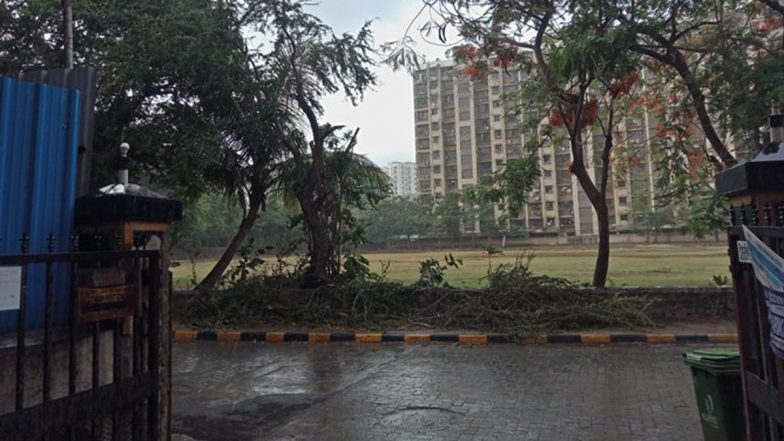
(742, 226, 784, 359)
(0, 266, 22, 311)
(737, 240, 751, 264)
(76, 285, 133, 323)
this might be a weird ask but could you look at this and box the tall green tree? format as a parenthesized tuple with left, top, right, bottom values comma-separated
(277, 136, 390, 280)
(1, 0, 247, 199)
(394, 1, 641, 286)
(249, 1, 382, 283)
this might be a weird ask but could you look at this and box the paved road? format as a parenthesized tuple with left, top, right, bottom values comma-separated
(172, 343, 710, 441)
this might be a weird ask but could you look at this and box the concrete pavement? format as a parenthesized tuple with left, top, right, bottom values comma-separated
(172, 342, 714, 441)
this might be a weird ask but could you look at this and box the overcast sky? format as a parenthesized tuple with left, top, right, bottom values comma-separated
(306, 0, 454, 167)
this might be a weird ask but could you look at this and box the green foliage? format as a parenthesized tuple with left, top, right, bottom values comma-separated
(361, 197, 433, 243)
(171, 192, 242, 252)
(416, 253, 463, 288)
(432, 193, 464, 237)
(221, 237, 271, 288)
(185, 253, 651, 333)
(712, 274, 730, 287)
(480, 155, 541, 220)
(2, 0, 248, 199)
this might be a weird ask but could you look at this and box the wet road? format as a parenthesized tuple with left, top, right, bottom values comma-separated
(172, 343, 706, 441)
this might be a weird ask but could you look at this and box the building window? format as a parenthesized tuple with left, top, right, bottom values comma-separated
(494, 144, 503, 153)
(544, 169, 552, 178)
(494, 129, 502, 139)
(494, 115, 501, 122)
(433, 165, 441, 173)
(543, 154, 552, 165)
(432, 151, 441, 160)
(545, 185, 553, 194)
(432, 136, 440, 144)
(459, 126, 471, 136)
(492, 100, 501, 108)
(618, 196, 628, 206)
(491, 86, 500, 94)
(434, 178, 442, 187)
(617, 179, 626, 188)
(546, 201, 554, 211)
(431, 108, 439, 115)
(431, 122, 440, 131)
(546, 217, 555, 226)
(628, 129, 644, 144)
(620, 214, 629, 222)
(459, 111, 471, 121)
(495, 159, 504, 166)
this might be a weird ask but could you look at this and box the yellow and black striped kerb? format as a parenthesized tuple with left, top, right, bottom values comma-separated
(173, 330, 737, 345)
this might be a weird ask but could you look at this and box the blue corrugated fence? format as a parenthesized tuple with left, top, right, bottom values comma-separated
(0, 76, 82, 333)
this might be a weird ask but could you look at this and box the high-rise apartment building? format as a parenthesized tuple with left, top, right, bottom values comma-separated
(385, 161, 417, 199)
(413, 59, 658, 236)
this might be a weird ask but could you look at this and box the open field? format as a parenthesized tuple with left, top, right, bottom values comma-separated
(172, 243, 730, 289)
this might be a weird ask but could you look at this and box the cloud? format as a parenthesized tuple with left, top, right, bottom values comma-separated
(306, 0, 457, 166)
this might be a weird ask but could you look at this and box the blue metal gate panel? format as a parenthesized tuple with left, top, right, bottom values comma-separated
(0, 77, 82, 333)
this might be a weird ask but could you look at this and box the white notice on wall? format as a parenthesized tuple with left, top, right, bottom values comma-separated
(737, 240, 752, 264)
(0, 266, 22, 311)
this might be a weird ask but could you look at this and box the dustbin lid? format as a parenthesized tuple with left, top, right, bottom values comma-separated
(683, 347, 741, 375)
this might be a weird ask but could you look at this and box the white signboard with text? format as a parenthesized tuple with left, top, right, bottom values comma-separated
(0, 266, 22, 311)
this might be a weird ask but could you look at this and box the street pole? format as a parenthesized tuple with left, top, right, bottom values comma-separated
(63, 0, 73, 69)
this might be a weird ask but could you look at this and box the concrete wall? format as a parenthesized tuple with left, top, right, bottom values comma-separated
(0, 329, 125, 415)
(171, 231, 723, 261)
(583, 286, 735, 319)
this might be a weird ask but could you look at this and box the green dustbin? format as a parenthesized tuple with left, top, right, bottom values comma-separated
(683, 347, 745, 441)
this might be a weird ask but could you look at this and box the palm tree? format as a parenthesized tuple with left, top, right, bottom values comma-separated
(263, 2, 378, 283)
(197, 0, 380, 288)
(276, 128, 389, 281)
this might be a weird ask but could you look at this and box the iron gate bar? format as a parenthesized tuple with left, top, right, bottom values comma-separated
(729, 226, 784, 238)
(0, 250, 160, 264)
(0, 248, 163, 441)
(15, 246, 28, 411)
(147, 252, 161, 441)
(43, 258, 54, 403)
(747, 372, 784, 427)
(728, 224, 784, 440)
(0, 375, 154, 438)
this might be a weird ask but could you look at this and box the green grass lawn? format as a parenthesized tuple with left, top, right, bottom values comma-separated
(172, 243, 730, 289)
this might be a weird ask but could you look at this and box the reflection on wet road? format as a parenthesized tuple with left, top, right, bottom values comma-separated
(173, 343, 704, 441)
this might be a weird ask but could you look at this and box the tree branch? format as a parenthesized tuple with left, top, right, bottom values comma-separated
(761, 0, 784, 15)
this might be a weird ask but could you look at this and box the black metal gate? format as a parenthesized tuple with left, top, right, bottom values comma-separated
(0, 246, 162, 441)
(728, 205, 784, 441)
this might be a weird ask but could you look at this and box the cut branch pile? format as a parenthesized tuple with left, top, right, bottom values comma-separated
(183, 258, 652, 334)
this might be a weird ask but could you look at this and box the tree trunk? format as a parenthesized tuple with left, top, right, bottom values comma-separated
(568, 133, 611, 288)
(629, 44, 736, 167)
(593, 201, 610, 288)
(297, 194, 332, 284)
(196, 194, 262, 291)
(306, 220, 331, 283)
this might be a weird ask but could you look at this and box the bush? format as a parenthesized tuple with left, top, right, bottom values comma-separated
(183, 254, 652, 333)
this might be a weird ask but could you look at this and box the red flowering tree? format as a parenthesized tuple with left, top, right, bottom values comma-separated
(430, 2, 642, 287)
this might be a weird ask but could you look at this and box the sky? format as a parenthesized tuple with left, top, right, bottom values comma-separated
(306, 0, 454, 167)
